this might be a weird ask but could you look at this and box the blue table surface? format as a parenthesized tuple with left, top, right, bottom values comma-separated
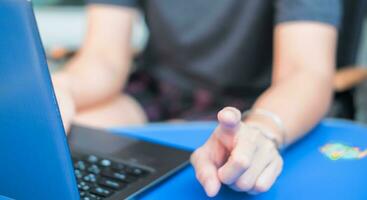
(112, 119, 367, 200)
(0, 196, 13, 200)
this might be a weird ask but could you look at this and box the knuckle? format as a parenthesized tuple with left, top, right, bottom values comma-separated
(254, 182, 271, 193)
(236, 180, 254, 191)
(231, 153, 251, 169)
(191, 147, 204, 161)
(263, 139, 276, 151)
(252, 129, 263, 140)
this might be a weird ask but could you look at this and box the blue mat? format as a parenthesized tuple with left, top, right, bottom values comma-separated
(112, 119, 367, 200)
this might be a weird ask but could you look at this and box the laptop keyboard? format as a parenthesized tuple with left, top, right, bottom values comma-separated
(73, 155, 150, 200)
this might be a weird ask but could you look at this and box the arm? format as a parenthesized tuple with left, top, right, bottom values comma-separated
(191, 22, 337, 196)
(52, 5, 137, 128)
(250, 22, 337, 144)
(53, 5, 137, 110)
(334, 67, 367, 92)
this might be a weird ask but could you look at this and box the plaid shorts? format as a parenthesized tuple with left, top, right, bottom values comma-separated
(125, 70, 254, 122)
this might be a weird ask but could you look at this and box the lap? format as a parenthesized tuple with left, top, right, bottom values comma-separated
(124, 70, 254, 121)
(72, 70, 255, 127)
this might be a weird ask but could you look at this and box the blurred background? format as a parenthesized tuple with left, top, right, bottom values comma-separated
(33, 0, 367, 124)
(33, 0, 148, 69)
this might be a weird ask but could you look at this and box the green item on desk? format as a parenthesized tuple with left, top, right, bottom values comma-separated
(320, 143, 367, 160)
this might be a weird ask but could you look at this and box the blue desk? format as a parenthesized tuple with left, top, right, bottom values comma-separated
(113, 119, 367, 200)
(0, 196, 14, 200)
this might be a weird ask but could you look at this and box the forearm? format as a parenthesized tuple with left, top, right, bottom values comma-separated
(334, 67, 367, 92)
(53, 51, 132, 110)
(246, 70, 333, 146)
(52, 5, 137, 111)
(244, 22, 337, 147)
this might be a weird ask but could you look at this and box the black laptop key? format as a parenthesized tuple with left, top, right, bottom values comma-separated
(111, 162, 126, 171)
(126, 167, 148, 177)
(83, 173, 97, 183)
(75, 160, 87, 171)
(90, 186, 113, 197)
(82, 195, 100, 200)
(80, 191, 101, 200)
(88, 164, 101, 174)
(98, 178, 126, 190)
(80, 184, 90, 191)
(101, 170, 137, 183)
(86, 193, 102, 200)
(99, 159, 112, 167)
(86, 155, 99, 164)
(75, 169, 84, 179)
(78, 181, 93, 191)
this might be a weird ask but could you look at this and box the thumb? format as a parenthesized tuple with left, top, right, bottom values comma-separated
(216, 107, 242, 148)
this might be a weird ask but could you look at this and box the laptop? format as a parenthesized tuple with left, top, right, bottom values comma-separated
(0, 0, 191, 199)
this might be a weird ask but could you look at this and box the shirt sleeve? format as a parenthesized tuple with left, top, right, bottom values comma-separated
(275, 0, 342, 28)
(86, 0, 139, 8)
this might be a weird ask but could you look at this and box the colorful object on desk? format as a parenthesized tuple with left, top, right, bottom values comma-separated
(320, 143, 367, 160)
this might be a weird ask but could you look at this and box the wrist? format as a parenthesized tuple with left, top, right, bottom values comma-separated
(245, 121, 283, 149)
(242, 109, 287, 150)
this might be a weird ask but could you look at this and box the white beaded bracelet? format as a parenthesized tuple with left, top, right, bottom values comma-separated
(242, 109, 287, 150)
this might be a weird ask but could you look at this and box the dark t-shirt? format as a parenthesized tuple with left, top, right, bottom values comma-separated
(88, 0, 342, 100)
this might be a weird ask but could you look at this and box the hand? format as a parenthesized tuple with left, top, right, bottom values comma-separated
(53, 85, 76, 133)
(191, 107, 283, 197)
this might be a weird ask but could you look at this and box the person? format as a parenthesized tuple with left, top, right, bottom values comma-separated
(52, 0, 341, 197)
(334, 67, 367, 92)
(328, 66, 367, 119)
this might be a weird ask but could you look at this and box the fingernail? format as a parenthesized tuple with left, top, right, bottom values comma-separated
(219, 109, 240, 129)
(223, 110, 237, 123)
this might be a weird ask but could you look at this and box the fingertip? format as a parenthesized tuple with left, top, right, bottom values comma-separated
(254, 180, 271, 193)
(248, 190, 260, 196)
(254, 160, 281, 193)
(217, 107, 241, 129)
(217, 166, 232, 185)
(253, 169, 272, 193)
(205, 179, 221, 197)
